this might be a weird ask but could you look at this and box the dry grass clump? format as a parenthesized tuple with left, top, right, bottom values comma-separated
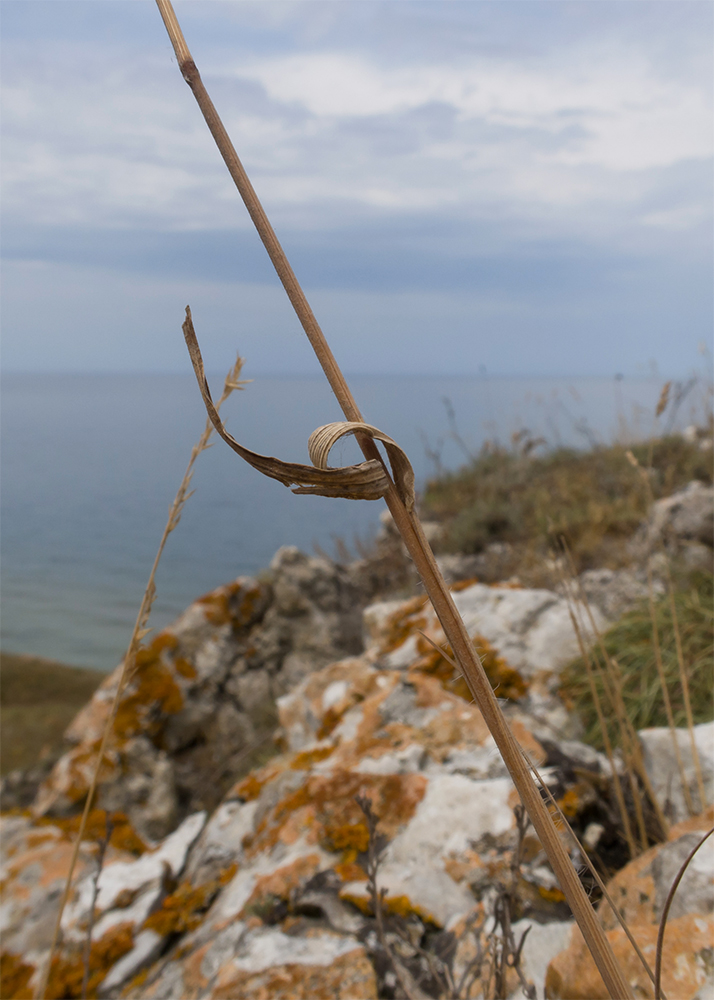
(423, 435, 712, 575)
(561, 571, 713, 750)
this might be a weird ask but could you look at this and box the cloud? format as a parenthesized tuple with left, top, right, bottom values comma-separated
(0, 0, 711, 374)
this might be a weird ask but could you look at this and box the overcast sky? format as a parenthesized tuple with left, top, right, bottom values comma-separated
(1, 0, 712, 375)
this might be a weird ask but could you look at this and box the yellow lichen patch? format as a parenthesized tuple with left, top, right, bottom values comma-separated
(45, 923, 134, 999)
(52, 809, 147, 856)
(173, 656, 197, 680)
(382, 894, 438, 925)
(113, 635, 184, 740)
(409, 633, 527, 703)
(339, 891, 372, 915)
(244, 771, 427, 860)
(537, 885, 566, 905)
(0, 951, 34, 1000)
(197, 580, 266, 628)
(316, 707, 344, 739)
(334, 859, 369, 883)
(241, 854, 322, 919)
(322, 819, 370, 854)
(211, 947, 378, 1000)
(450, 577, 479, 592)
(473, 635, 528, 701)
(380, 597, 428, 653)
(143, 880, 216, 937)
(290, 746, 334, 771)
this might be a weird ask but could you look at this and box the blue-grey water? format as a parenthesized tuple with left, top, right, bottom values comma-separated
(1, 372, 679, 672)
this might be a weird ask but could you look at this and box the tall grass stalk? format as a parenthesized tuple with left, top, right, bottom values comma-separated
(35, 357, 246, 1000)
(562, 540, 672, 838)
(647, 567, 696, 816)
(154, 3, 635, 994)
(564, 597, 637, 858)
(666, 565, 707, 812)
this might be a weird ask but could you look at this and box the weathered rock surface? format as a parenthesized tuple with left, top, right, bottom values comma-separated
(545, 808, 714, 1000)
(27, 549, 365, 842)
(634, 480, 714, 571)
(639, 720, 714, 824)
(1, 539, 711, 999)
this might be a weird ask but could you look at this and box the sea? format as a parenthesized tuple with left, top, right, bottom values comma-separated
(1, 372, 684, 673)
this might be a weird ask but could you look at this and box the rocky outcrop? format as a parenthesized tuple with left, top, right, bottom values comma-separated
(28, 548, 365, 842)
(634, 480, 714, 572)
(5, 573, 711, 1000)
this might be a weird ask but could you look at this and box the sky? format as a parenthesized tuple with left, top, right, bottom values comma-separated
(1, 0, 712, 376)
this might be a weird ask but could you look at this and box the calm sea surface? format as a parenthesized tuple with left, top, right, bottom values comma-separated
(1, 372, 671, 671)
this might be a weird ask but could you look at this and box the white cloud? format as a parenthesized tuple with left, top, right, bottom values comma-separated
(2, 18, 710, 241)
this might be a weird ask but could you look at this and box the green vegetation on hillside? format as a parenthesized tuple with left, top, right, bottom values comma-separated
(560, 572, 714, 748)
(422, 434, 712, 580)
(0, 653, 103, 775)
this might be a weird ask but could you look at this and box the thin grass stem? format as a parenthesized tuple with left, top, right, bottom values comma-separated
(35, 357, 246, 1000)
(666, 564, 706, 813)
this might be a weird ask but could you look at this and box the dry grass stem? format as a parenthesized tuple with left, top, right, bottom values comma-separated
(155, 3, 635, 994)
(563, 592, 637, 858)
(35, 355, 246, 1000)
(417, 632, 662, 993)
(647, 567, 696, 817)
(666, 565, 707, 812)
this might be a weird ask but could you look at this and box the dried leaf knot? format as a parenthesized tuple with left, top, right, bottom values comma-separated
(182, 307, 415, 509)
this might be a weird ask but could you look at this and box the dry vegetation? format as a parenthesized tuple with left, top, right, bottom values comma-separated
(423, 432, 712, 581)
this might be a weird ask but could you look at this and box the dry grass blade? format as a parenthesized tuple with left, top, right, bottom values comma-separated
(183, 308, 415, 505)
(156, 4, 635, 994)
(654, 826, 713, 1000)
(647, 567, 696, 817)
(560, 581, 637, 858)
(35, 353, 246, 1000)
(666, 564, 707, 813)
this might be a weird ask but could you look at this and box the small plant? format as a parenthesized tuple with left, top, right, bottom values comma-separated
(355, 796, 537, 1000)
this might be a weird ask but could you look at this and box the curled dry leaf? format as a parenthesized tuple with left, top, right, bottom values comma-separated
(182, 306, 415, 509)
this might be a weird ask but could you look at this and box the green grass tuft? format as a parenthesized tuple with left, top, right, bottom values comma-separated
(560, 572, 713, 749)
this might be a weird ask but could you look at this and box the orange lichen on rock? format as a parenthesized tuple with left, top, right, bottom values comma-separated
(244, 770, 427, 860)
(241, 854, 322, 918)
(173, 656, 197, 680)
(409, 632, 528, 703)
(50, 809, 146, 855)
(210, 947, 378, 1000)
(0, 952, 35, 1000)
(546, 914, 714, 1000)
(380, 596, 428, 653)
(290, 746, 335, 770)
(113, 634, 184, 740)
(143, 871, 229, 936)
(45, 923, 134, 1000)
(196, 579, 267, 628)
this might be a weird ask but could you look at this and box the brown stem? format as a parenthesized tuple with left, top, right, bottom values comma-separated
(154, 4, 634, 996)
